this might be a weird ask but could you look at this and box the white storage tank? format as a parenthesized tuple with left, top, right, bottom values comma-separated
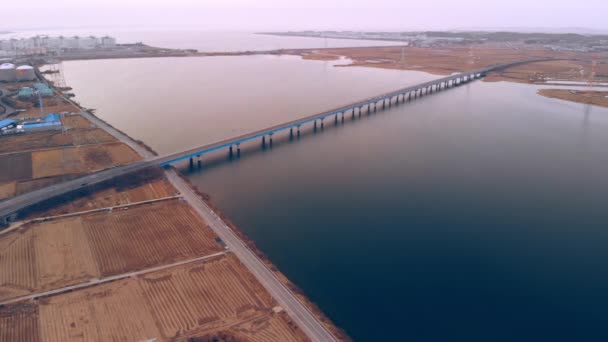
(0, 63, 16, 82)
(15, 65, 36, 81)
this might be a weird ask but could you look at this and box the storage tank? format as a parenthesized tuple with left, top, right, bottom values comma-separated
(0, 63, 16, 82)
(15, 65, 36, 81)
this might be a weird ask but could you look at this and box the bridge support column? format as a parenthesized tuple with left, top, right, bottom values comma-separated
(314, 120, 317, 132)
(197, 159, 202, 169)
(321, 119, 324, 130)
(367, 104, 371, 112)
(229, 145, 233, 159)
(290, 128, 293, 140)
(189, 157, 194, 170)
(297, 126, 301, 138)
(237, 144, 241, 157)
(351, 109, 355, 120)
(262, 135, 267, 148)
(373, 103, 377, 113)
(335, 114, 338, 125)
(358, 107, 362, 117)
(341, 112, 345, 123)
(269, 134, 273, 147)
(382, 100, 386, 109)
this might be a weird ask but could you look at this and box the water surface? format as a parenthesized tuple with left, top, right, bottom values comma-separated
(62, 55, 608, 341)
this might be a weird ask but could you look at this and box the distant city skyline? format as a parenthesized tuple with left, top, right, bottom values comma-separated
(1, 0, 607, 32)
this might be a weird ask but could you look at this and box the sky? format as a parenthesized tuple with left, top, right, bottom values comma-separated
(2, 0, 607, 32)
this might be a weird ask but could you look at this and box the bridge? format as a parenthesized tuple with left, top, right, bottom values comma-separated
(0, 58, 552, 224)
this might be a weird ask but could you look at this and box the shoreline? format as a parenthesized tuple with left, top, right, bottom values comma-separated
(537, 88, 608, 108)
(36, 66, 348, 341)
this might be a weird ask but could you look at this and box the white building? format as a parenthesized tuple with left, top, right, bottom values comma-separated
(0, 35, 118, 53)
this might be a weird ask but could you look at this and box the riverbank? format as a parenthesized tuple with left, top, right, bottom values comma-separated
(537, 89, 608, 108)
(0, 67, 345, 341)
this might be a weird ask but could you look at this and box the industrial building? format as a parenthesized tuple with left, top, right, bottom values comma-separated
(18, 87, 34, 100)
(0, 119, 16, 130)
(15, 65, 35, 81)
(0, 63, 16, 82)
(17, 113, 62, 130)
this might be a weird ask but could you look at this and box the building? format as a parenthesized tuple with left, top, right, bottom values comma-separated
(0, 119, 16, 130)
(18, 87, 34, 100)
(0, 63, 16, 82)
(15, 65, 36, 81)
(0, 35, 119, 53)
(19, 113, 62, 130)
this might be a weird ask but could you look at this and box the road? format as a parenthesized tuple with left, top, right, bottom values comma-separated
(165, 170, 338, 341)
(51, 90, 340, 341)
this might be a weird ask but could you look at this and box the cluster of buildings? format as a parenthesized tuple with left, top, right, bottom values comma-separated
(0, 35, 117, 56)
(0, 63, 36, 82)
(18, 83, 53, 99)
(0, 113, 62, 133)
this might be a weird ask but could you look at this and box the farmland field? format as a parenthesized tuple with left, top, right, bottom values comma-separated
(35, 254, 308, 342)
(0, 199, 221, 302)
(0, 152, 32, 183)
(83, 199, 222, 276)
(0, 303, 39, 342)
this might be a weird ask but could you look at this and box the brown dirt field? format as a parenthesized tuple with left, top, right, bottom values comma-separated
(30, 142, 141, 179)
(0, 128, 115, 155)
(288, 45, 606, 86)
(181, 311, 307, 342)
(12, 99, 79, 119)
(139, 253, 274, 338)
(38, 277, 161, 342)
(0, 199, 218, 302)
(36, 254, 308, 342)
(0, 152, 33, 183)
(20, 167, 175, 219)
(0, 302, 40, 342)
(0, 181, 16, 200)
(176, 172, 350, 341)
(60, 114, 94, 129)
(35, 177, 176, 217)
(0, 217, 100, 302)
(538, 89, 608, 108)
(83, 199, 222, 276)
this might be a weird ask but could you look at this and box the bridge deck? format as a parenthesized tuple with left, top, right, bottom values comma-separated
(0, 58, 553, 219)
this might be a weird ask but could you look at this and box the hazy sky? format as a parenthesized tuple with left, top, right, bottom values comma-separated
(2, 0, 607, 32)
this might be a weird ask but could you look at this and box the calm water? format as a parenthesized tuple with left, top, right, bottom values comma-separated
(62, 54, 608, 341)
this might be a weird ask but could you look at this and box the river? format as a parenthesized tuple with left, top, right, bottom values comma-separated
(61, 42, 608, 341)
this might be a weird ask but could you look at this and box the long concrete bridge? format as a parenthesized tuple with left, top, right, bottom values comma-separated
(0, 58, 551, 224)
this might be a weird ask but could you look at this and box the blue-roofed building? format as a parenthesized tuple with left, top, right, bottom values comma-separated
(33, 83, 49, 90)
(18, 87, 34, 99)
(45, 113, 60, 122)
(22, 121, 62, 129)
(0, 119, 16, 130)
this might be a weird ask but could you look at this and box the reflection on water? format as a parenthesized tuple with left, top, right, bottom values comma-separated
(64, 55, 608, 341)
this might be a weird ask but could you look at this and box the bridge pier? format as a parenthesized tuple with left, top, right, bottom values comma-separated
(189, 157, 194, 170)
(269, 134, 273, 147)
(237, 144, 241, 157)
(229, 145, 233, 159)
(373, 103, 377, 113)
(335, 114, 338, 125)
(297, 125, 301, 138)
(197, 159, 202, 169)
(367, 103, 371, 112)
(351, 109, 355, 120)
(341, 112, 345, 123)
(290, 128, 293, 140)
(314, 120, 317, 132)
(320, 118, 324, 130)
(262, 135, 267, 148)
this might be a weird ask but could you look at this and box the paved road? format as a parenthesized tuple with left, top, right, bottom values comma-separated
(165, 170, 338, 341)
(47, 90, 339, 341)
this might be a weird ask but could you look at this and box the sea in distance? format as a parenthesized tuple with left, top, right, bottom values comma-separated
(59, 31, 608, 341)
